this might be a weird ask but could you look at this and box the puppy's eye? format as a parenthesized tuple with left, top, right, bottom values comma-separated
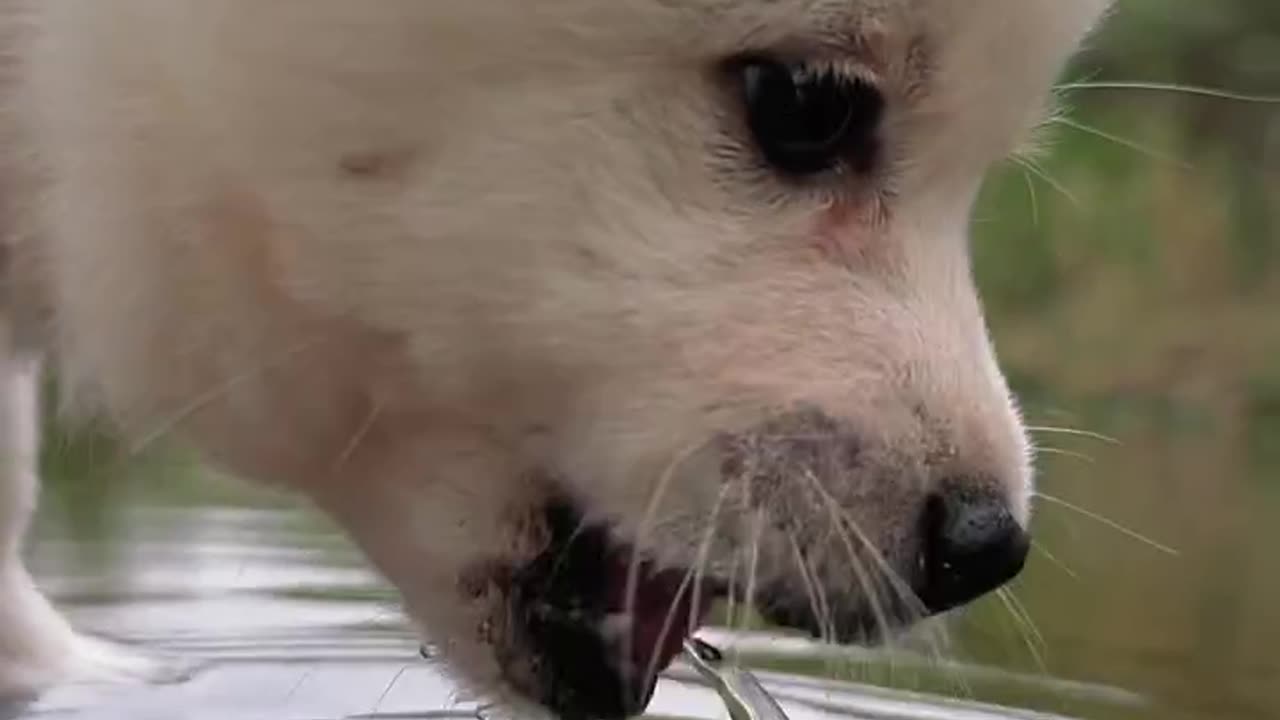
(736, 58, 885, 178)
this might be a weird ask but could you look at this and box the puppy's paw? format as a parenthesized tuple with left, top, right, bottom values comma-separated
(0, 564, 81, 700)
(0, 566, 194, 701)
(63, 634, 197, 688)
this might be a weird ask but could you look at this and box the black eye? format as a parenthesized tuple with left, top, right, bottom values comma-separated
(736, 58, 885, 178)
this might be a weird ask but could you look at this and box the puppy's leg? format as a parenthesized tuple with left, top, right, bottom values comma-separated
(0, 317, 191, 699)
(0, 317, 78, 698)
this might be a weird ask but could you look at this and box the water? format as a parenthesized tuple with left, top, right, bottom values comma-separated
(7, 491, 1148, 720)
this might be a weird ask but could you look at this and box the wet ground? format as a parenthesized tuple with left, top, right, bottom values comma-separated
(6, 501, 1150, 720)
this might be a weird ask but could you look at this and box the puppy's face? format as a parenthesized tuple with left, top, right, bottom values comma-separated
(187, 0, 1110, 716)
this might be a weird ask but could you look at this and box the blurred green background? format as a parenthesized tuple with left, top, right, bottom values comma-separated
(28, 1, 1280, 720)
(966, 1, 1279, 718)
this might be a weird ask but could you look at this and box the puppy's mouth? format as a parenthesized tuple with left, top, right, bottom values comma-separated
(504, 497, 715, 720)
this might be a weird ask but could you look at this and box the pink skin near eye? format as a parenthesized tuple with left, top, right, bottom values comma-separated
(812, 198, 885, 268)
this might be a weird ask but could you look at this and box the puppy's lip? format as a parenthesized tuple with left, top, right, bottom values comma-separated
(511, 559, 714, 717)
(508, 492, 722, 717)
(603, 560, 715, 690)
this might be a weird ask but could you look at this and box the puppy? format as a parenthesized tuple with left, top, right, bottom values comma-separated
(0, 1, 1111, 717)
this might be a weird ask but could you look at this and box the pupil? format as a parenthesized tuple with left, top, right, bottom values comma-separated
(741, 59, 882, 177)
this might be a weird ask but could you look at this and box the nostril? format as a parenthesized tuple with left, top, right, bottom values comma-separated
(918, 483, 1030, 615)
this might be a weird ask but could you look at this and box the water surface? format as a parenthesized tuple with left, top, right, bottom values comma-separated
(12, 493, 1149, 720)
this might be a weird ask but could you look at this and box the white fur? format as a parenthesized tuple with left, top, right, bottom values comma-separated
(0, 0, 1112, 712)
(0, 320, 180, 696)
(0, 323, 69, 698)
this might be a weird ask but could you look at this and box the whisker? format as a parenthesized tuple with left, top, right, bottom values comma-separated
(330, 399, 384, 473)
(641, 481, 735, 690)
(723, 544, 741, 639)
(128, 337, 327, 455)
(370, 664, 410, 712)
(800, 470, 900, 646)
(280, 667, 314, 707)
(1025, 426, 1121, 445)
(641, 557, 700, 693)
(544, 515, 597, 590)
(1004, 587, 1046, 653)
(808, 562, 842, 680)
(726, 531, 755, 669)
(1031, 539, 1080, 581)
(786, 532, 834, 644)
(1034, 446, 1097, 465)
(687, 483, 734, 645)
(1034, 492, 1179, 556)
(802, 469, 923, 623)
(623, 437, 709, 704)
(935, 654, 976, 702)
(1011, 154, 1081, 209)
(1019, 162, 1041, 228)
(743, 509, 764, 642)
(1052, 116, 1193, 170)
(793, 531, 850, 681)
(801, 473, 972, 697)
(1057, 80, 1280, 105)
(798, 470, 974, 693)
(995, 587, 1046, 675)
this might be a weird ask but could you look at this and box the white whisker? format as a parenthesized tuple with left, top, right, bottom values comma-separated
(1025, 426, 1121, 445)
(786, 532, 833, 644)
(1053, 116, 1193, 169)
(743, 509, 764, 639)
(623, 437, 709, 704)
(1004, 587, 1046, 653)
(802, 469, 923, 623)
(1057, 80, 1280, 104)
(1011, 155, 1080, 209)
(370, 664, 410, 713)
(641, 559, 699, 692)
(331, 399, 384, 473)
(1019, 163, 1041, 228)
(128, 337, 327, 455)
(995, 587, 1046, 674)
(1031, 539, 1079, 581)
(1035, 446, 1097, 465)
(688, 482, 734, 642)
(1035, 492, 1179, 556)
(724, 545, 742, 639)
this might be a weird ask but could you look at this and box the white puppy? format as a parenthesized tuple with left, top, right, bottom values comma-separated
(0, 1, 1111, 717)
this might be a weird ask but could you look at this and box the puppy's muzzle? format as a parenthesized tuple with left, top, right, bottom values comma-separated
(721, 408, 1030, 640)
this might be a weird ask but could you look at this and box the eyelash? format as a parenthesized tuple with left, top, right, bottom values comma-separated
(727, 55, 886, 181)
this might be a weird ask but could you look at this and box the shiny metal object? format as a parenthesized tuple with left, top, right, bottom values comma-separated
(683, 638, 791, 720)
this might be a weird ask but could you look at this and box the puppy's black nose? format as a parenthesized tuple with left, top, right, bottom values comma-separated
(918, 483, 1030, 614)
